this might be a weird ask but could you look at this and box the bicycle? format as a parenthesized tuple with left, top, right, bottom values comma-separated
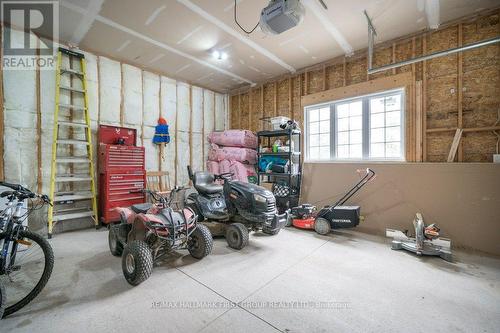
(0, 181, 54, 318)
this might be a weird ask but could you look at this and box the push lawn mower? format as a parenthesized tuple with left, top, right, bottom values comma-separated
(291, 168, 376, 235)
(186, 166, 289, 250)
(109, 187, 213, 286)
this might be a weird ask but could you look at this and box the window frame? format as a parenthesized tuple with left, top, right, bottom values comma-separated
(304, 88, 405, 162)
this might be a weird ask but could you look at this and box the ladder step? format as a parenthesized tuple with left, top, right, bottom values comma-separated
(58, 121, 88, 128)
(56, 157, 90, 163)
(59, 103, 86, 111)
(54, 206, 91, 213)
(57, 139, 90, 145)
(60, 85, 85, 93)
(54, 192, 94, 202)
(61, 68, 84, 76)
(53, 210, 94, 222)
(55, 175, 92, 182)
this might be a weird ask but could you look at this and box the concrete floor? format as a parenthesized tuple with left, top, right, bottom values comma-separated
(1, 227, 499, 333)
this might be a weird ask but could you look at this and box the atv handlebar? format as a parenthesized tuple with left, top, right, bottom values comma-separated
(130, 186, 186, 207)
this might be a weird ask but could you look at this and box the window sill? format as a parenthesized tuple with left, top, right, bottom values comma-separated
(305, 159, 407, 164)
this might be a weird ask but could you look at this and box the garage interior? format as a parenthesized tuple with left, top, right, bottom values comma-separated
(0, 0, 499, 332)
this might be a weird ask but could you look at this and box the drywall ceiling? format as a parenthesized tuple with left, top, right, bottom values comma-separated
(58, 0, 499, 92)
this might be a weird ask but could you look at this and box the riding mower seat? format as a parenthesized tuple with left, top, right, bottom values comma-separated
(192, 172, 223, 194)
(131, 203, 152, 214)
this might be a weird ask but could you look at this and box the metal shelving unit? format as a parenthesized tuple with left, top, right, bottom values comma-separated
(257, 129, 302, 212)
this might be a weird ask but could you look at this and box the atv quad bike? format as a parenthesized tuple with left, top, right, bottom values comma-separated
(186, 166, 289, 250)
(109, 187, 213, 286)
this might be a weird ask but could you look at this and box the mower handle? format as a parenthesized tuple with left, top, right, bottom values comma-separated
(335, 168, 375, 207)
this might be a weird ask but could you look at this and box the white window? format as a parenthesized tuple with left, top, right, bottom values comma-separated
(305, 89, 405, 161)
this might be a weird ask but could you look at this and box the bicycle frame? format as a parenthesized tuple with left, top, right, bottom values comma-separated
(0, 196, 27, 275)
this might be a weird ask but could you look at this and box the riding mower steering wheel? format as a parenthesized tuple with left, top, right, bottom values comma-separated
(215, 172, 234, 182)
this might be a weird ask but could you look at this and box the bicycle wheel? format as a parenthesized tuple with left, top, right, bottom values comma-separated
(0, 230, 54, 317)
(0, 278, 5, 319)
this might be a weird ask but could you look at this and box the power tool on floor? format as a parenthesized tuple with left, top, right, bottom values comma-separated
(386, 213, 452, 261)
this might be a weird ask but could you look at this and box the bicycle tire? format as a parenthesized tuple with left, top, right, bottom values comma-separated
(0, 278, 5, 319)
(1, 230, 54, 317)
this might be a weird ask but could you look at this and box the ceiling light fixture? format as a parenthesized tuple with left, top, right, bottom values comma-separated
(212, 50, 228, 60)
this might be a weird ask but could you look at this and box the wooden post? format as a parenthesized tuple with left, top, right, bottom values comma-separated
(392, 43, 397, 75)
(158, 77, 164, 186)
(411, 37, 416, 161)
(238, 93, 242, 128)
(97, 56, 102, 125)
(260, 85, 264, 131)
(457, 23, 464, 162)
(36, 42, 42, 192)
(174, 83, 178, 186)
(305, 70, 309, 95)
(213, 93, 216, 131)
(189, 85, 193, 168)
(322, 64, 327, 90)
(422, 35, 427, 161)
(140, 71, 145, 146)
(120, 64, 124, 126)
(342, 57, 347, 86)
(248, 89, 253, 131)
(299, 73, 303, 97)
(201, 88, 205, 170)
(415, 80, 423, 161)
(0, 24, 3, 181)
(288, 77, 293, 120)
(274, 82, 278, 116)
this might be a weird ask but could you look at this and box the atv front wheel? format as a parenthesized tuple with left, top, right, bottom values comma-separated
(314, 218, 331, 235)
(225, 223, 249, 250)
(108, 226, 123, 257)
(188, 224, 213, 259)
(121, 240, 153, 286)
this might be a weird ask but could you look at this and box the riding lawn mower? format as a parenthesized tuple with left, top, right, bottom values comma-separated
(186, 166, 289, 250)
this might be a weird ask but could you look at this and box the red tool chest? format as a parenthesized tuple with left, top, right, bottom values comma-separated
(99, 145, 145, 171)
(98, 125, 147, 224)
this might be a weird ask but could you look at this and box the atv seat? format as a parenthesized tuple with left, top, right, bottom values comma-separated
(193, 172, 223, 194)
(131, 203, 152, 214)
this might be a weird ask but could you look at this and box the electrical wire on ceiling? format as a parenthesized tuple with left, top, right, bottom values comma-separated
(234, 0, 260, 34)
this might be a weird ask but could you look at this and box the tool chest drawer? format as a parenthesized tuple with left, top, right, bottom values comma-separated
(99, 170, 146, 223)
(99, 144, 145, 172)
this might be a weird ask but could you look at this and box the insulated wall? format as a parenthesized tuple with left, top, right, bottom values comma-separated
(0, 26, 229, 199)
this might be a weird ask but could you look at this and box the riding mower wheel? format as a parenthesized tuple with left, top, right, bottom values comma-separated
(225, 223, 249, 250)
(188, 224, 213, 259)
(108, 226, 123, 257)
(314, 218, 331, 235)
(121, 240, 153, 286)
